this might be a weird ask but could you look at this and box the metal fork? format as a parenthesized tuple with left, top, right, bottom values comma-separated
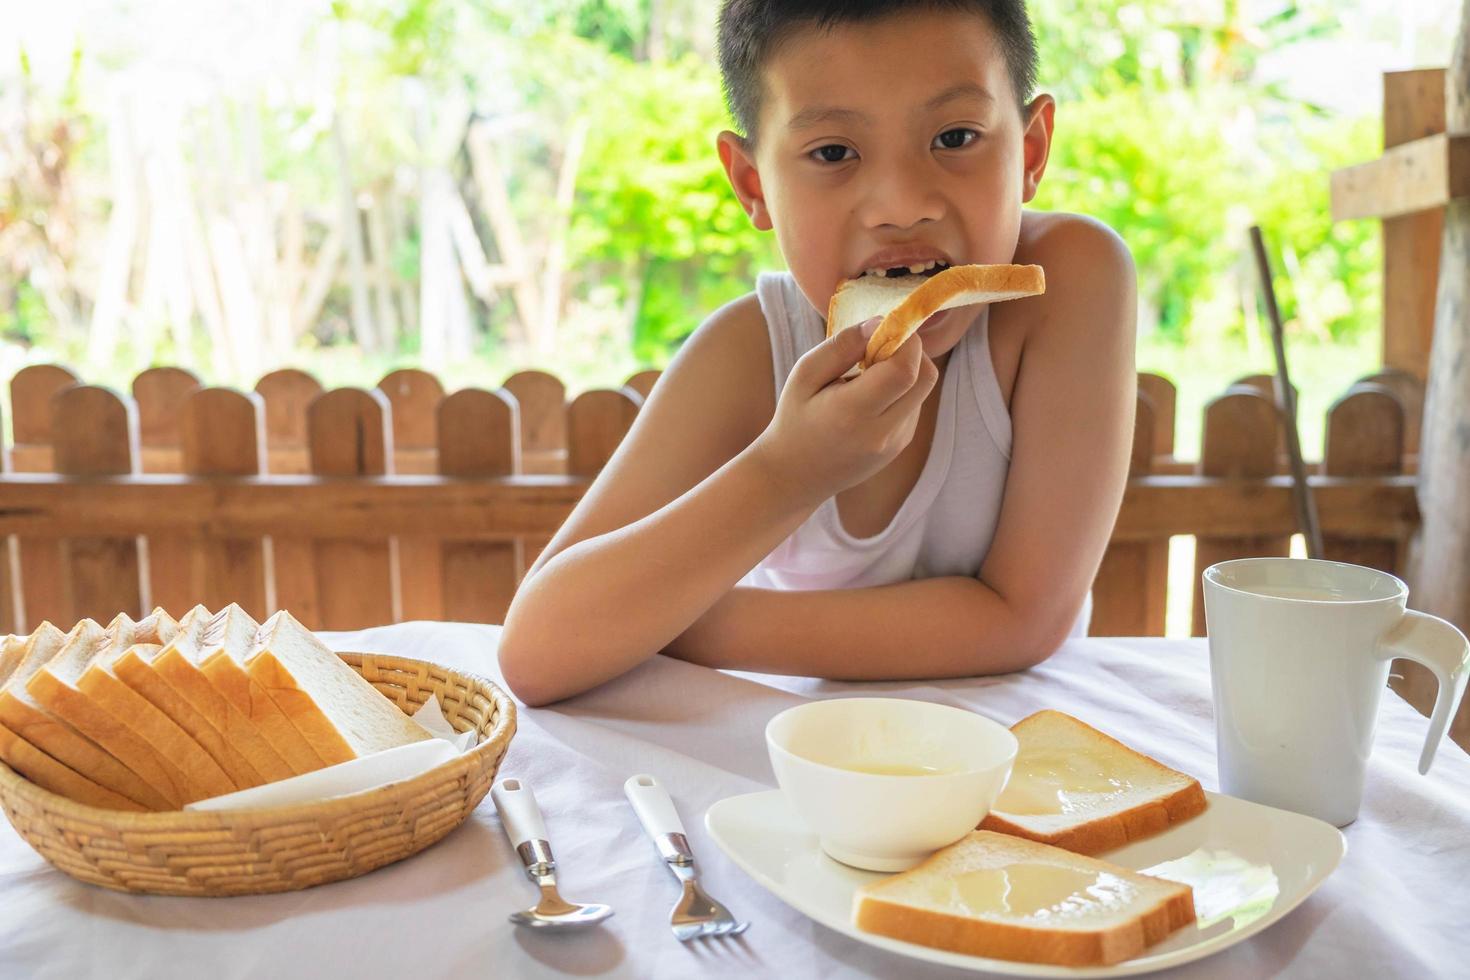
(624, 774, 749, 941)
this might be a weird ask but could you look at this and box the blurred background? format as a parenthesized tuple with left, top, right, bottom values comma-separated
(1, 2, 1459, 637)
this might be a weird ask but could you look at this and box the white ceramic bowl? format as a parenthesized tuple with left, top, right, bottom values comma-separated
(765, 698, 1017, 872)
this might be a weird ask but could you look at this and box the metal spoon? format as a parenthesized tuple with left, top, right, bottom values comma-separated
(491, 777, 614, 930)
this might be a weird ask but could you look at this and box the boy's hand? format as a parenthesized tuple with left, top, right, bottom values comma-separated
(751, 319, 939, 506)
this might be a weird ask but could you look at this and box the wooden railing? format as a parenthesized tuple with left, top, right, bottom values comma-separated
(0, 361, 1423, 640)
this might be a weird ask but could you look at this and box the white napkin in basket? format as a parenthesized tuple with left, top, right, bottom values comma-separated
(184, 694, 477, 811)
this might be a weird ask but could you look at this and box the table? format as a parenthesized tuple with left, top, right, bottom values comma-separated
(1, 624, 1466, 978)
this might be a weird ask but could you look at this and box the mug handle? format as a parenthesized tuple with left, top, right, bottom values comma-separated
(1377, 609, 1470, 774)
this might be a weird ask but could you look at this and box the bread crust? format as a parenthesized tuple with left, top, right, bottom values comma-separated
(978, 710, 1208, 856)
(823, 264, 1045, 365)
(854, 831, 1196, 966)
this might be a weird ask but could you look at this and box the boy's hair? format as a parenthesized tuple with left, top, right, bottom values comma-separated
(717, 1, 1037, 144)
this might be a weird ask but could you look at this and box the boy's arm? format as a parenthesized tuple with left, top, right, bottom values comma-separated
(666, 216, 1137, 677)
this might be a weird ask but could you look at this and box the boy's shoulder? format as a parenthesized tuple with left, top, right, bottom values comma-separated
(1016, 211, 1134, 277)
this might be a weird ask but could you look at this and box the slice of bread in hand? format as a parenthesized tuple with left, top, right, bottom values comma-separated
(246, 610, 433, 766)
(0, 621, 172, 809)
(854, 830, 1195, 966)
(825, 264, 1045, 368)
(197, 604, 328, 775)
(980, 710, 1206, 856)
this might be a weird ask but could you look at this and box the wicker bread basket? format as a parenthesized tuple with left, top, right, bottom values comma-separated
(0, 652, 516, 897)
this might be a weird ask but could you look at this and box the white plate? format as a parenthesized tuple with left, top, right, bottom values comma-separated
(705, 789, 1345, 977)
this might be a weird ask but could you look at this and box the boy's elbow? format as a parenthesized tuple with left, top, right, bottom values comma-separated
(496, 617, 562, 708)
(993, 600, 1078, 673)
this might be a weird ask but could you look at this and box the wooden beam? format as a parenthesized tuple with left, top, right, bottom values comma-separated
(1330, 133, 1470, 222)
(0, 475, 587, 538)
(0, 473, 1418, 542)
(1112, 475, 1419, 542)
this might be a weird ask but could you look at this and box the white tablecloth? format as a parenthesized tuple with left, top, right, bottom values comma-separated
(1, 624, 1466, 979)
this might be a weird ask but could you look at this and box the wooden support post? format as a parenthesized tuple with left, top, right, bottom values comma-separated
(503, 370, 568, 476)
(1414, 9, 1470, 642)
(254, 368, 323, 476)
(377, 368, 445, 475)
(132, 366, 202, 473)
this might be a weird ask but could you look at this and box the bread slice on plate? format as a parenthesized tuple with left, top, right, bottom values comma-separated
(854, 830, 1195, 966)
(197, 604, 328, 775)
(980, 710, 1207, 855)
(245, 610, 434, 767)
(0, 620, 172, 809)
(26, 610, 241, 806)
(825, 264, 1045, 368)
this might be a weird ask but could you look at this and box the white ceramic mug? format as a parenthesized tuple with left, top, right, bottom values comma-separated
(1203, 557, 1469, 826)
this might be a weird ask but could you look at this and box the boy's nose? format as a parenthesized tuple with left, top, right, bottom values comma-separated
(857, 164, 946, 231)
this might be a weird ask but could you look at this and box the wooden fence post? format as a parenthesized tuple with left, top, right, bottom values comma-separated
(7, 366, 81, 629)
(378, 368, 445, 475)
(296, 388, 398, 630)
(255, 368, 323, 476)
(1191, 386, 1287, 635)
(179, 388, 272, 619)
(438, 388, 521, 623)
(380, 369, 449, 620)
(0, 402, 14, 634)
(1091, 389, 1168, 635)
(8, 364, 79, 473)
(503, 370, 567, 475)
(624, 370, 661, 402)
(1136, 373, 1177, 467)
(132, 366, 202, 473)
(51, 385, 144, 627)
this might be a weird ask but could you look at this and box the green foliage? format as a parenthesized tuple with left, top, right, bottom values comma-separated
(570, 54, 781, 361)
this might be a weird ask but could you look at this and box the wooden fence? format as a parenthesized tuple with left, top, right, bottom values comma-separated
(0, 359, 1424, 627)
(2, 360, 1451, 741)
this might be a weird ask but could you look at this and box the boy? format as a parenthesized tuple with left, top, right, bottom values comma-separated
(499, 1, 1136, 705)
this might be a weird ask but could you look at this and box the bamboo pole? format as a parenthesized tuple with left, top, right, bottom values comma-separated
(1414, 3, 1470, 628)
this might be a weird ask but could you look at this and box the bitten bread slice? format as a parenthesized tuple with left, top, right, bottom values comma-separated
(197, 604, 327, 774)
(27, 610, 240, 806)
(825, 264, 1046, 367)
(854, 831, 1195, 966)
(980, 710, 1207, 855)
(246, 610, 433, 766)
(0, 621, 171, 809)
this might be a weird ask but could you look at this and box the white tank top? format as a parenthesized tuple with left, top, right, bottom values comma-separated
(738, 272, 1091, 636)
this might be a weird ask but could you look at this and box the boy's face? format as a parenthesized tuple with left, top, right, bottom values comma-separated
(719, 9, 1054, 359)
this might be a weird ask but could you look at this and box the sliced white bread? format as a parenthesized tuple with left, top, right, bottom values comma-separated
(1, 628, 147, 809)
(0, 621, 171, 809)
(26, 610, 238, 806)
(1, 634, 25, 686)
(980, 710, 1207, 856)
(110, 606, 267, 790)
(116, 605, 292, 786)
(854, 830, 1195, 966)
(0, 718, 147, 811)
(825, 264, 1046, 368)
(246, 610, 433, 766)
(196, 604, 327, 774)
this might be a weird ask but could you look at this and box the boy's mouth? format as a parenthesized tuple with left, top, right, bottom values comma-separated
(859, 260, 951, 280)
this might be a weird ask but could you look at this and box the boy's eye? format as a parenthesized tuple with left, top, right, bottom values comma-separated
(810, 144, 855, 164)
(934, 128, 979, 150)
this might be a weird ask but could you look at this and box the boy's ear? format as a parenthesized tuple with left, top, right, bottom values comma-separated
(1020, 95, 1056, 203)
(717, 130, 773, 231)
